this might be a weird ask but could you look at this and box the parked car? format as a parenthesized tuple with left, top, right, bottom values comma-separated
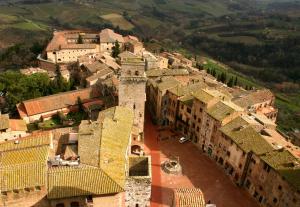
(179, 136, 189, 143)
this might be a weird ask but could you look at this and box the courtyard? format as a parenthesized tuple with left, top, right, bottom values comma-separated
(144, 114, 259, 207)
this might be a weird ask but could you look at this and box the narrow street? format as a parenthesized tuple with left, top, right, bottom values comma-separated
(144, 113, 259, 207)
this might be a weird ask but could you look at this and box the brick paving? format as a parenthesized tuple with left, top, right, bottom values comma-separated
(144, 114, 259, 207)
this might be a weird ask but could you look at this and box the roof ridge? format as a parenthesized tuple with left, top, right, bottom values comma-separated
(22, 88, 93, 103)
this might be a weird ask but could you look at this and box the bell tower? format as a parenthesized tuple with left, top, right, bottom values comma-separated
(119, 51, 147, 141)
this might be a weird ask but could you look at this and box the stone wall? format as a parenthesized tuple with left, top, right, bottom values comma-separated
(125, 177, 151, 207)
(125, 156, 151, 207)
(119, 61, 146, 139)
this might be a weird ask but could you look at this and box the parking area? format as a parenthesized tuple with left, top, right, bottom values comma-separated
(144, 115, 259, 207)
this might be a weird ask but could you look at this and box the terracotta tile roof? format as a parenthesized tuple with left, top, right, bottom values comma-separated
(260, 150, 300, 191)
(0, 133, 50, 191)
(18, 88, 100, 116)
(0, 132, 51, 152)
(60, 44, 96, 50)
(9, 119, 27, 132)
(146, 69, 189, 77)
(233, 89, 274, 108)
(174, 188, 206, 207)
(207, 101, 243, 121)
(49, 106, 134, 199)
(168, 83, 207, 97)
(86, 68, 113, 82)
(180, 95, 194, 107)
(0, 162, 47, 192)
(148, 76, 181, 92)
(0, 114, 9, 130)
(220, 117, 274, 155)
(46, 31, 99, 52)
(47, 166, 123, 199)
(100, 28, 124, 43)
(98, 107, 134, 187)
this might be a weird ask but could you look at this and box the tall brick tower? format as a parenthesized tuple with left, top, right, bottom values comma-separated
(119, 51, 147, 141)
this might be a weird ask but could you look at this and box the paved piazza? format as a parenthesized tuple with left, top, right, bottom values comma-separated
(144, 114, 259, 207)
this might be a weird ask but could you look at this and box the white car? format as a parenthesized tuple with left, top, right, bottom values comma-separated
(179, 137, 189, 143)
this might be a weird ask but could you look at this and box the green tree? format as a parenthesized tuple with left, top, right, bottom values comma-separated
(206, 68, 211, 75)
(220, 72, 227, 83)
(211, 69, 216, 77)
(77, 97, 84, 113)
(112, 41, 120, 58)
(227, 77, 234, 87)
(234, 76, 238, 86)
(51, 65, 70, 93)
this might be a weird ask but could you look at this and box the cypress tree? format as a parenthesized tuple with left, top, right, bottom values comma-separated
(227, 77, 234, 87)
(112, 40, 120, 58)
(234, 76, 238, 86)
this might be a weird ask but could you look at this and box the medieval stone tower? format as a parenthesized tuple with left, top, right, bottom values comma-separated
(119, 51, 147, 140)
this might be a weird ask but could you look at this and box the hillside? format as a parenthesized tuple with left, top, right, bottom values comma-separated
(0, 0, 299, 133)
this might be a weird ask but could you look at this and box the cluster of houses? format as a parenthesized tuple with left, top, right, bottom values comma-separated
(146, 61, 300, 207)
(0, 28, 299, 207)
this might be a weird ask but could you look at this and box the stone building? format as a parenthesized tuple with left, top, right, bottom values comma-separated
(146, 51, 300, 207)
(119, 51, 147, 141)
(1, 106, 151, 207)
(171, 188, 205, 207)
(46, 29, 142, 64)
(0, 114, 28, 141)
(245, 150, 300, 207)
(146, 76, 180, 124)
(125, 156, 151, 207)
(16, 87, 101, 123)
(233, 89, 278, 122)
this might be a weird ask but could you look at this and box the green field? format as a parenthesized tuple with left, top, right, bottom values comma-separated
(101, 13, 134, 30)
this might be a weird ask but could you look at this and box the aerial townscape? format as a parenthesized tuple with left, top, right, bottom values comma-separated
(0, 27, 299, 207)
(0, 1, 300, 207)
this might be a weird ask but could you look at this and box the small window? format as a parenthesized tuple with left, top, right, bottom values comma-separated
(35, 186, 41, 191)
(13, 189, 19, 194)
(70, 202, 79, 207)
(245, 180, 251, 189)
(273, 198, 278, 203)
(278, 185, 282, 190)
(1, 192, 7, 196)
